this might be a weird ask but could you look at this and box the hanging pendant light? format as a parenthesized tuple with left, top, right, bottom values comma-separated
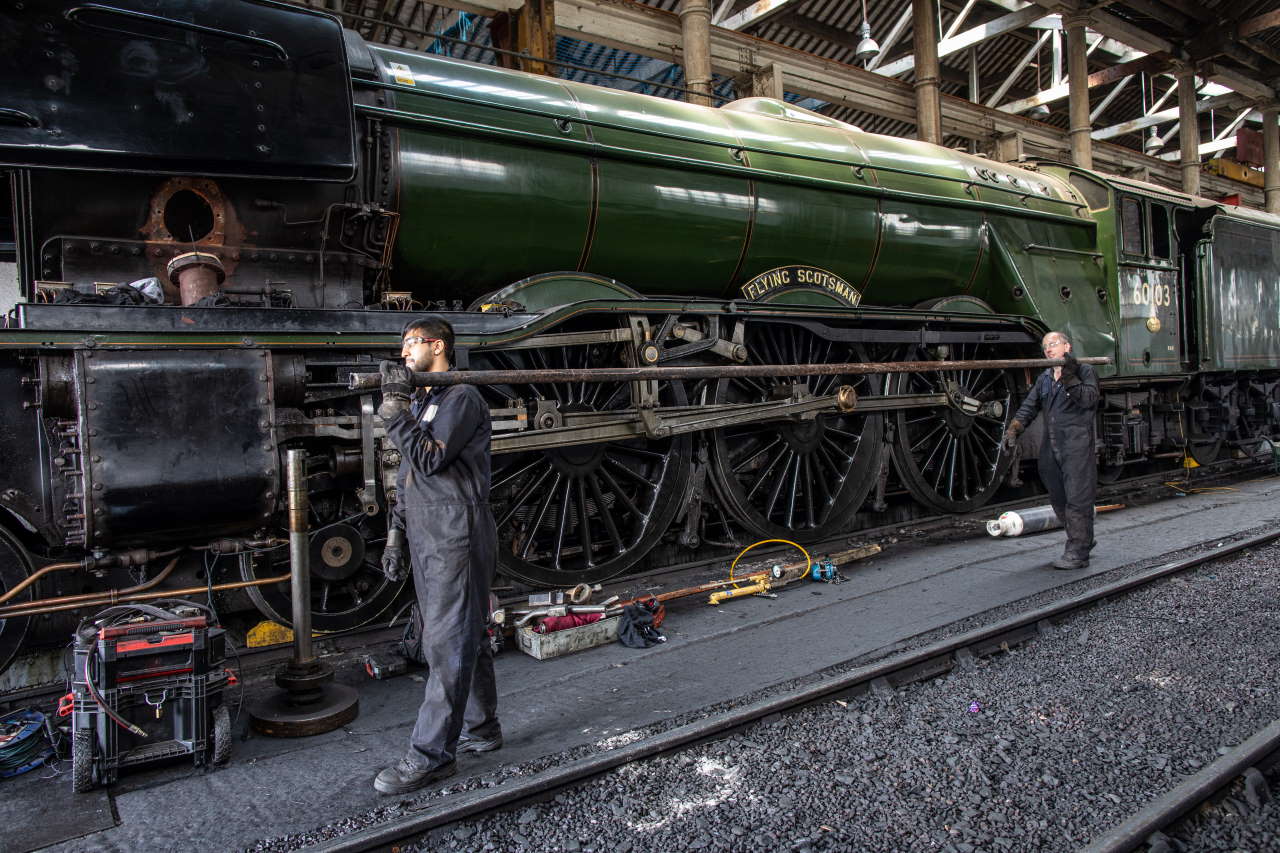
(1029, 41, 1051, 119)
(1144, 126, 1163, 153)
(1140, 73, 1161, 155)
(854, 0, 880, 63)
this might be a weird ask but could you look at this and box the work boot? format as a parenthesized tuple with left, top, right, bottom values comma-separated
(457, 732, 503, 754)
(1062, 508, 1094, 564)
(373, 754, 457, 795)
(1050, 553, 1088, 570)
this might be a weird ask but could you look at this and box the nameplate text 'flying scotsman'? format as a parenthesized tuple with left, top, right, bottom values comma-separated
(740, 266, 862, 306)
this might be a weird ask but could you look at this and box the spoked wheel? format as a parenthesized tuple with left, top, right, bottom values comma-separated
(241, 491, 406, 632)
(0, 528, 33, 676)
(890, 342, 1017, 513)
(707, 323, 884, 540)
(477, 341, 693, 586)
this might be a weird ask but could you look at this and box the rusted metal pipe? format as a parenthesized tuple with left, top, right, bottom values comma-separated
(0, 545, 186, 605)
(0, 556, 181, 615)
(349, 356, 1112, 390)
(167, 251, 226, 306)
(0, 560, 80, 605)
(0, 570, 291, 619)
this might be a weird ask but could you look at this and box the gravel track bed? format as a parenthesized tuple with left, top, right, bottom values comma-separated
(409, 537, 1279, 852)
(248, 522, 1280, 853)
(1166, 765, 1280, 851)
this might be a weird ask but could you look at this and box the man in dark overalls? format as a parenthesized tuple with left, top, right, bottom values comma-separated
(373, 316, 502, 795)
(1005, 331, 1101, 570)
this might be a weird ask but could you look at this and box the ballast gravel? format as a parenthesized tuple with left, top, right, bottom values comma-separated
(251, 533, 1280, 853)
(417, 539, 1280, 853)
(1166, 765, 1280, 851)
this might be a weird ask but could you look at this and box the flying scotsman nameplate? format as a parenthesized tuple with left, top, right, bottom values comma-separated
(740, 266, 862, 307)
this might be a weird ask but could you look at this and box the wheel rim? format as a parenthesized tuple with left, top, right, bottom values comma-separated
(0, 528, 32, 676)
(241, 493, 405, 632)
(708, 324, 883, 540)
(479, 340, 693, 586)
(891, 343, 1016, 513)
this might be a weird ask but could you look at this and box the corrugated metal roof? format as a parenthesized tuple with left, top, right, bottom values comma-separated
(316, 0, 1280, 165)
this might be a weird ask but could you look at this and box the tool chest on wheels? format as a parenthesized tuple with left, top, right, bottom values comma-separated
(70, 611, 233, 792)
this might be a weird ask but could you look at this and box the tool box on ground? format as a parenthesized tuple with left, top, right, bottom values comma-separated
(516, 615, 622, 660)
(69, 601, 234, 792)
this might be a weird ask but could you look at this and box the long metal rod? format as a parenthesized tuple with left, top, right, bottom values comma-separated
(287, 449, 314, 665)
(0, 571, 291, 619)
(350, 356, 1111, 390)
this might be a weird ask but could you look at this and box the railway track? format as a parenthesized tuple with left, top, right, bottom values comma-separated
(1082, 719, 1280, 852)
(287, 525, 1280, 852)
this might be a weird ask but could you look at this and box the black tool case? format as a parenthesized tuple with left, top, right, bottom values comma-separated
(71, 615, 232, 791)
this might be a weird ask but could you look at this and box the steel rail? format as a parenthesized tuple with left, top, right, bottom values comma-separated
(1082, 719, 1280, 853)
(349, 356, 1112, 390)
(304, 526, 1280, 853)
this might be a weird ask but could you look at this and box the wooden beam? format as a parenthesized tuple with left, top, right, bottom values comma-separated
(1201, 62, 1275, 100)
(864, 7, 913, 71)
(1092, 92, 1242, 140)
(874, 4, 1049, 77)
(718, 0, 800, 32)
(1239, 9, 1280, 39)
(985, 30, 1048, 107)
(1027, 0, 1174, 55)
(997, 54, 1173, 114)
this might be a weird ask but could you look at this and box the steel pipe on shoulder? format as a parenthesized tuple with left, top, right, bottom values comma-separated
(348, 357, 1112, 390)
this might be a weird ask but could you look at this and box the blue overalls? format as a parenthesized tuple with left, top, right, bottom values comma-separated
(385, 381, 500, 768)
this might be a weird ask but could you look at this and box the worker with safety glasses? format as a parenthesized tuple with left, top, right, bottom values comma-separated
(372, 315, 502, 795)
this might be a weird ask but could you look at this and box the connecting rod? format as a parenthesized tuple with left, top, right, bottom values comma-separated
(349, 356, 1112, 390)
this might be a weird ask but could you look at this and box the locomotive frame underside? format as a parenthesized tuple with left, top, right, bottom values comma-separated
(1, 296, 1278, 677)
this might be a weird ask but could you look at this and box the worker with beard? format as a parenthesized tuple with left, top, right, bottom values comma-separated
(1004, 331, 1101, 570)
(373, 315, 502, 795)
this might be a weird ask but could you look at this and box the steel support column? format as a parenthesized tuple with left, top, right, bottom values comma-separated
(1178, 68, 1202, 195)
(912, 0, 943, 144)
(1065, 14, 1093, 169)
(1264, 106, 1280, 213)
(679, 0, 714, 106)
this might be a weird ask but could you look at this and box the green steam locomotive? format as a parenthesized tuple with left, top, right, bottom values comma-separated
(0, 0, 1276, 670)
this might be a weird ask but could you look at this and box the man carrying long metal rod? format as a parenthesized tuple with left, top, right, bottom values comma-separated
(1004, 331, 1102, 570)
(373, 316, 502, 795)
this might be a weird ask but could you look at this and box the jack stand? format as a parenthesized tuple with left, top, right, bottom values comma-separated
(249, 450, 359, 737)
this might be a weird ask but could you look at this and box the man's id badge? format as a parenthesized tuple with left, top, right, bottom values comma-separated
(422, 404, 439, 423)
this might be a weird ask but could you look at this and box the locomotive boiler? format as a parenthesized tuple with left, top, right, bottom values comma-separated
(1, 0, 1277, 675)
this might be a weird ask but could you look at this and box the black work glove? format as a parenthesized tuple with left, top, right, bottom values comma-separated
(1060, 352, 1079, 382)
(381, 526, 408, 583)
(377, 360, 412, 421)
(1003, 419, 1023, 451)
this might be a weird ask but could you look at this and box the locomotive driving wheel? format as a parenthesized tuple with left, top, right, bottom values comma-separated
(890, 342, 1017, 513)
(478, 340, 693, 586)
(240, 491, 405, 632)
(0, 528, 33, 675)
(707, 323, 884, 540)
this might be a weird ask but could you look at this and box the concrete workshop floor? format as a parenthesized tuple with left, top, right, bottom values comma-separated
(9, 473, 1280, 852)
